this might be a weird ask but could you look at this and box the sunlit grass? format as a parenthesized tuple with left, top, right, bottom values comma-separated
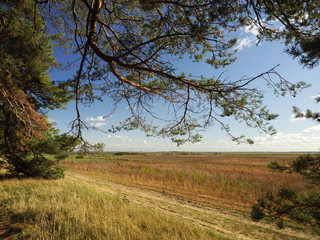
(0, 178, 227, 240)
(64, 153, 307, 211)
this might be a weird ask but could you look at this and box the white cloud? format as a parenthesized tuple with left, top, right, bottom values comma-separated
(244, 25, 259, 36)
(235, 24, 259, 51)
(235, 37, 255, 51)
(86, 116, 106, 122)
(126, 131, 320, 152)
(290, 117, 306, 122)
(106, 135, 133, 142)
(190, 131, 318, 152)
(229, 132, 320, 152)
(86, 115, 109, 127)
(98, 130, 320, 152)
(235, 19, 283, 51)
(115, 135, 129, 139)
(89, 122, 107, 127)
(105, 134, 152, 148)
(303, 125, 320, 133)
(290, 114, 306, 122)
(310, 94, 320, 99)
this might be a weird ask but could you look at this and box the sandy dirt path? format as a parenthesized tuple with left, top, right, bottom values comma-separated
(67, 171, 317, 240)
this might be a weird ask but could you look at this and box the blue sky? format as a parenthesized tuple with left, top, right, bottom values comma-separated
(48, 26, 320, 152)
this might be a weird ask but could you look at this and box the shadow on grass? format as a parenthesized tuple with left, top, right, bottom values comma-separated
(0, 226, 23, 239)
(0, 171, 27, 181)
(0, 213, 25, 239)
(0, 171, 35, 238)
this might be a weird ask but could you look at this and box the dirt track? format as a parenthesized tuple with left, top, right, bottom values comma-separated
(67, 171, 316, 240)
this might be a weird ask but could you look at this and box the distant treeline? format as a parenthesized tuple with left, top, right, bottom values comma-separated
(111, 151, 221, 155)
(160, 152, 220, 155)
(113, 152, 145, 156)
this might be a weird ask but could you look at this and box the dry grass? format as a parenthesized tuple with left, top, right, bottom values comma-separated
(0, 178, 226, 240)
(0, 153, 316, 239)
(64, 153, 307, 211)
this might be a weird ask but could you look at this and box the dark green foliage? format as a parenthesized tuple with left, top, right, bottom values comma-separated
(0, 0, 74, 179)
(2, 129, 79, 179)
(293, 106, 320, 124)
(31, 129, 80, 158)
(251, 203, 265, 221)
(286, 34, 320, 69)
(269, 155, 320, 187)
(292, 155, 320, 186)
(251, 187, 320, 227)
(0, 0, 71, 110)
(6, 155, 66, 180)
(251, 155, 320, 227)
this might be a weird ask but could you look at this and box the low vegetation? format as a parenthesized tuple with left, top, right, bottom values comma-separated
(64, 153, 307, 211)
(0, 177, 225, 240)
(1, 153, 318, 239)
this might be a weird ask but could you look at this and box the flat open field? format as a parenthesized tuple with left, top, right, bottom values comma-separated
(62, 153, 319, 239)
(1, 153, 319, 239)
(64, 153, 307, 211)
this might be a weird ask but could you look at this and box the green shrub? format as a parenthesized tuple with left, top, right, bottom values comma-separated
(252, 154, 320, 228)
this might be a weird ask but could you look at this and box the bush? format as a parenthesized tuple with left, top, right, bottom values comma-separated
(250, 204, 265, 221)
(252, 154, 320, 228)
(7, 155, 66, 179)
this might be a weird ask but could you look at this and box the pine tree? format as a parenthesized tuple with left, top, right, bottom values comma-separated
(0, 0, 76, 179)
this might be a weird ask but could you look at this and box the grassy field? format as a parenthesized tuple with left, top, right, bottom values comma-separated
(1, 152, 318, 239)
(64, 153, 307, 211)
(0, 177, 226, 240)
